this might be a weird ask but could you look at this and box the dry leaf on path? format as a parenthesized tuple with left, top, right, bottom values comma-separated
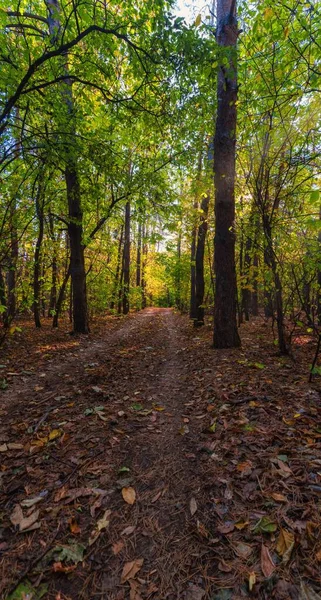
(270, 492, 287, 503)
(10, 505, 40, 532)
(299, 581, 321, 600)
(88, 509, 111, 546)
(249, 572, 256, 592)
(129, 580, 143, 600)
(234, 542, 253, 559)
(121, 558, 144, 583)
(276, 528, 295, 563)
(121, 525, 136, 536)
(112, 540, 124, 555)
(122, 487, 136, 505)
(261, 544, 275, 577)
(190, 497, 197, 516)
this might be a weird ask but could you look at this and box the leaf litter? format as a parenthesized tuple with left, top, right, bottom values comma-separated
(1, 312, 321, 598)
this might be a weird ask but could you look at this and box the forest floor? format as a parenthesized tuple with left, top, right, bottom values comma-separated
(0, 309, 321, 600)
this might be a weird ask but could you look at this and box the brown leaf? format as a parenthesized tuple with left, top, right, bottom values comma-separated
(121, 558, 144, 583)
(112, 540, 124, 555)
(10, 505, 40, 532)
(190, 497, 197, 516)
(52, 562, 76, 573)
(276, 528, 295, 563)
(217, 521, 234, 534)
(122, 487, 136, 505)
(270, 492, 287, 503)
(121, 525, 136, 536)
(261, 544, 275, 578)
(234, 542, 253, 559)
(69, 517, 81, 534)
(129, 580, 143, 600)
(299, 582, 321, 600)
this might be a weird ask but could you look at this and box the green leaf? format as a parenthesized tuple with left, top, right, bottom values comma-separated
(253, 516, 277, 534)
(7, 581, 48, 600)
(310, 190, 320, 202)
(195, 13, 201, 27)
(131, 403, 144, 411)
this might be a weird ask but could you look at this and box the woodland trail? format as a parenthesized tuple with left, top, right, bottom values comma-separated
(1, 310, 321, 599)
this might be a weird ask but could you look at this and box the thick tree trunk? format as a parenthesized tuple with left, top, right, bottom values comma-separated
(33, 175, 45, 328)
(65, 165, 89, 333)
(176, 230, 182, 311)
(213, 0, 241, 348)
(122, 200, 130, 315)
(194, 192, 210, 327)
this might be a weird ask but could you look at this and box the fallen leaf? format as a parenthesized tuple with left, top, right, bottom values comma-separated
(7, 580, 48, 600)
(52, 561, 76, 573)
(49, 543, 85, 565)
(190, 497, 198, 516)
(299, 581, 321, 599)
(88, 509, 111, 546)
(276, 528, 295, 563)
(151, 490, 162, 503)
(235, 518, 249, 530)
(270, 492, 287, 503)
(112, 540, 124, 555)
(261, 544, 275, 577)
(253, 515, 277, 534)
(249, 571, 256, 592)
(217, 521, 234, 534)
(49, 429, 62, 441)
(69, 517, 81, 534)
(121, 525, 136, 536)
(234, 542, 253, 559)
(10, 505, 40, 532)
(129, 580, 143, 600)
(121, 558, 144, 583)
(122, 487, 136, 505)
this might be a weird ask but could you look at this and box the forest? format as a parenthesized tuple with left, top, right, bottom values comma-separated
(1, 0, 321, 599)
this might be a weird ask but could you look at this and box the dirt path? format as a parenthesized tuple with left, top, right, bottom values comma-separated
(1, 309, 321, 600)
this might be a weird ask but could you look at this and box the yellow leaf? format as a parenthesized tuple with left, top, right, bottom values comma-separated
(249, 571, 256, 591)
(49, 429, 62, 441)
(235, 518, 249, 530)
(122, 487, 136, 505)
(264, 7, 273, 18)
(276, 528, 295, 563)
(195, 13, 201, 26)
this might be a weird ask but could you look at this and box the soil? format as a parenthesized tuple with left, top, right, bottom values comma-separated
(0, 309, 321, 600)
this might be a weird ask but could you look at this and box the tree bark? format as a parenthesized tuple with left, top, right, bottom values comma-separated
(111, 225, 124, 311)
(194, 192, 210, 327)
(122, 200, 130, 315)
(213, 0, 241, 348)
(33, 173, 45, 328)
(136, 220, 142, 288)
(48, 215, 58, 317)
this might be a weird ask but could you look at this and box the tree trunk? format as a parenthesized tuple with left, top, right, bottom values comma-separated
(251, 252, 259, 316)
(141, 222, 148, 309)
(194, 192, 210, 327)
(46, 0, 88, 333)
(4, 202, 18, 328)
(48, 216, 58, 317)
(52, 265, 70, 328)
(122, 200, 130, 315)
(264, 219, 287, 354)
(33, 174, 45, 328)
(175, 230, 182, 311)
(213, 0, 241, 348)
(241, 235, 251, 322)
(136, 220, 142, 288)
(111, 225, 124, 311)
(0, 267, 6, 322)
